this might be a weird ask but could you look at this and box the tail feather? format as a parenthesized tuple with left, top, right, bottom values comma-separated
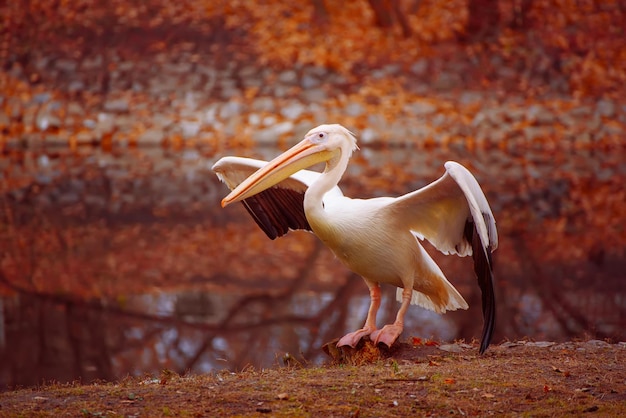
(396, 241, 469, 314)
(396, 286, 468, 314)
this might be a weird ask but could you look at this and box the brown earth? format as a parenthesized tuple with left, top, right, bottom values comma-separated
(1, 339, 624, 417)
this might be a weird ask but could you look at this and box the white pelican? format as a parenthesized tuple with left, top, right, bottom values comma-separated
(213, 124, 497, 354)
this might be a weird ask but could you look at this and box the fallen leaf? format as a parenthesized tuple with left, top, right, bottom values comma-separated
(551, 366, 567, 374)
(276, 393, 288, 400)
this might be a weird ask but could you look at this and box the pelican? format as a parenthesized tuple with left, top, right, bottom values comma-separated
(213, 124, 497, 353)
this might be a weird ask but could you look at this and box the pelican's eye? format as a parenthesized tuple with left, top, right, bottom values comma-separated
(310, 131, 327, 143)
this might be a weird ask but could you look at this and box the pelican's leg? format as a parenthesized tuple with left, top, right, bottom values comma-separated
(337, 282, 381, 348)
(370, 286, 411, 347)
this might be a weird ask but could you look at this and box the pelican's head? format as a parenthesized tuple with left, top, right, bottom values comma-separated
(221, 124, 358, 207)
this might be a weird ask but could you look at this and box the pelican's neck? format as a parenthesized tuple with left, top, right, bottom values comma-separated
(303, 150, 348, 220)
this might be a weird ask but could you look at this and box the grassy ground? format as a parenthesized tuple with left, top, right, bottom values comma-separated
(1, 340, 624, 417)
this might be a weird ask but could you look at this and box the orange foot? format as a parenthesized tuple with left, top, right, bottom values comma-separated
(370, 324, 403, 347)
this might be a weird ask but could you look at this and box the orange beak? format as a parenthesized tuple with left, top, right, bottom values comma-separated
(221, 137, 335, 207)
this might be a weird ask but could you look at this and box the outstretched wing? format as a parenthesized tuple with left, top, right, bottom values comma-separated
(212, 156, 343, 240)
(386, 161, 497, 354)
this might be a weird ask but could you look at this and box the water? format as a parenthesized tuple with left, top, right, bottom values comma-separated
(1, 143, 624, 389)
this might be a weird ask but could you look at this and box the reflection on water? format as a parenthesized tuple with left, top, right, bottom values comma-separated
(1, 143, 624, 389)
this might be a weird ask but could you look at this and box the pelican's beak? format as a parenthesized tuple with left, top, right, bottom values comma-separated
(221, 137, 336, 207)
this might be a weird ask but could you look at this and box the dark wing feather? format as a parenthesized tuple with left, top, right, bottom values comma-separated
(464, 216, 496, 354)
(212, 156, 342, 239)
(242, 187, 311, 240)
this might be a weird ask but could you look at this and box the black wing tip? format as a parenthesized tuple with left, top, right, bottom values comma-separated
(478, 284, 496, 354)
(465, 219, 496, 355)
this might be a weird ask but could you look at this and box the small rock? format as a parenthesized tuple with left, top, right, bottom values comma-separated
(253, 121, 294, 145)
(407, 124, 434, 141)
(301, 88, 326, 102)
(301, 73, 320, 89)
(35, 56, 50, 70)
(559, 113, 577, 127)
(218, 79, 239, 99)
(551, 342, 577, 351)
(43, 134, 66, 146)
(523, 126, 544, 142)
(584, 340, 611, 349)
(67, 102, 84, 115)
(586, 115, 602, 132)
(360, 127, 378, 144)
(180, 120, 201, 139)
(345, 102, 365, 117)
(472, 110, 488, 127)
(0, 111, 10, 129)
(137, 129, 164, 146)
(526, 341, 555, 348)
(252, 97, 275, 113)
(238, 65, 258, 79)
(248, 113, 261, 125)
(278, 70, 298, 84)
(526, 104, 555, 124)
(36, 113, 61, 131)
(596, 99, 615, 118)
(438, 344, 463, 353)
(204, 104, 219, 124)
(459, 91, 483, 105)
(383, 63, 401, 75)
(272, 84, 291, 98)
(103, 98, 130, 113)
(367, 113, 387, 130)
(433, 73, 461, 91)
(306, 65, 329, 77)
(570, 106, 591, 118)
(262, 115, 277, 126)
(308, 103, 328, 122)
(58, 192, 80, 205)
(33, 92, 51, 104)
(407, 102, 435, 117)
(117, 61, 134, 72)
(82, 55, 103, 70)
(5, 98, 22, 118)
(164, 62, 192, 74)
(410, 59, 428, 76)
(370, 68, 388, 79)
(55, 58, 77, 72)
(280, 102, 306, 120)
(219, 101, 243, 120)
(75, 130, 94, 144)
